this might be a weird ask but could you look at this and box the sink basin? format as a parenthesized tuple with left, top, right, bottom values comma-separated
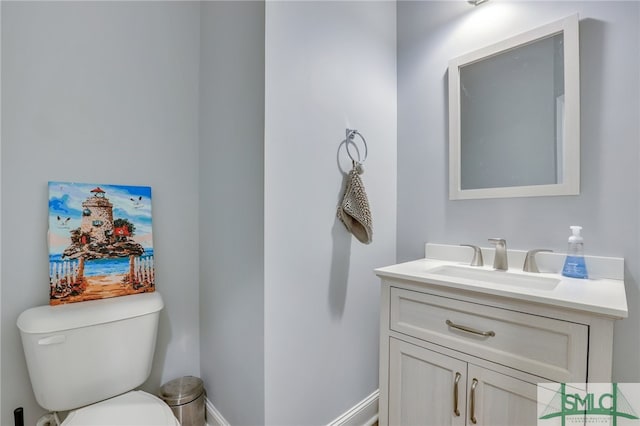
(427, 265, 561, 291)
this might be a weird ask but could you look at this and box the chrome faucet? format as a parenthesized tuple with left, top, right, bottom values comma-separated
(488, 238, 508, 271)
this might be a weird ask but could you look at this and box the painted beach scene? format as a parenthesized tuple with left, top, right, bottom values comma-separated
(48, 182, 155, 305)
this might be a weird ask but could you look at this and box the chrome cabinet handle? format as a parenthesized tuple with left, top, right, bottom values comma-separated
(453, 372, 461, 416)
(446, 319, 496, 337)
(470, 378, 479, 424)
(453, 372, 462, 417)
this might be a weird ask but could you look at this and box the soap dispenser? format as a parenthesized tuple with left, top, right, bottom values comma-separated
(562, 225, 588, 279)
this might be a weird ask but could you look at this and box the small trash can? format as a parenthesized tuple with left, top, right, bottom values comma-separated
(159, 376, 206, 426)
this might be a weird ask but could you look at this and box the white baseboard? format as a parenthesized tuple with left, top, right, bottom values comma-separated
(205, 389, 379, 426)
(327, 389, 379, 426)
(205, 397, 230, 426)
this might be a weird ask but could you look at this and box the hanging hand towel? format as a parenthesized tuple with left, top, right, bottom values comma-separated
(337, 162, 373, 244)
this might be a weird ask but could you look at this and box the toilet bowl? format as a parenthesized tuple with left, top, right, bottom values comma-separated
(62, 391, 179, 426)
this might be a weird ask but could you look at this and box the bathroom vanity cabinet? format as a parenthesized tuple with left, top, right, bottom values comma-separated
(375, 250, 627, 426)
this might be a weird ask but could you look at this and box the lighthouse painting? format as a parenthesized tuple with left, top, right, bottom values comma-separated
(48, 182, 155, 305)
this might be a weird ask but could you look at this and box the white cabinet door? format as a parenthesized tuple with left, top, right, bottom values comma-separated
(467, 364, 539, 426)
(388, 338, 467, 426)
(387, 338, 540, 426)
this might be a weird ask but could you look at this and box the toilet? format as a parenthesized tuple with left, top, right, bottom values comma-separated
(17, 292, 180, 425)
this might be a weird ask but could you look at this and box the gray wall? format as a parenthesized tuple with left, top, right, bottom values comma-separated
(200, 2, 396, 424)
(0, 3, 3, 419)
(199, 2, 265, 425)
(1, 2, 394, 425)
(1, 2, 202, 424)
(398, 1, 640, 381)
(264, 2, 396, 424)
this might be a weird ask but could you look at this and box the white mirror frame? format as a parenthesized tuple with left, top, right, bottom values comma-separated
(449, 14, 580, 200)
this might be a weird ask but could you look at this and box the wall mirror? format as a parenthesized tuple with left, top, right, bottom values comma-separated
(448, 14, 580, 200)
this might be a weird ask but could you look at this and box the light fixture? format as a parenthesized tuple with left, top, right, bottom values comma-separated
(467, 0, 489, 5)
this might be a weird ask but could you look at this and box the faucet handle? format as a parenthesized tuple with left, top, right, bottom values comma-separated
(460, 244, 484, 266)
(523, 249, 553, 273)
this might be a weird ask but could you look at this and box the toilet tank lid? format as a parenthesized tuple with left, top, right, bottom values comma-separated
(17, 292, 164, 334)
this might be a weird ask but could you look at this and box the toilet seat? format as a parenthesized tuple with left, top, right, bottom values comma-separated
(62, 390, 180, 426)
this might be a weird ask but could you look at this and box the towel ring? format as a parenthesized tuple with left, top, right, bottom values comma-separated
(345, 129, 368, 165)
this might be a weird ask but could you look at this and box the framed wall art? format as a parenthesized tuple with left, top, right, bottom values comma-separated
(48, 182, 155, 305)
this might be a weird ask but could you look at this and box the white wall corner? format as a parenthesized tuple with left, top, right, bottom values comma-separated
(205, 397, 231, 426)
(326, 389, 379, 426)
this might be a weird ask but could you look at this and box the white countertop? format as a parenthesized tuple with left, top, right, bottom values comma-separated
(375, 246, 628, 319)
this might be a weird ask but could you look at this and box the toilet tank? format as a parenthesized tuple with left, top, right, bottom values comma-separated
(17, 292, 164, 412)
